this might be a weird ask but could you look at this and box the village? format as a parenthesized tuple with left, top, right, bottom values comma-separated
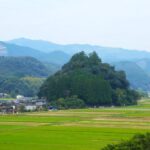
(0, 93, 47, 114)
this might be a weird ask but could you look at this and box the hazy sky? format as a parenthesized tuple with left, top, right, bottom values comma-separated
(0, 0, 150, 50)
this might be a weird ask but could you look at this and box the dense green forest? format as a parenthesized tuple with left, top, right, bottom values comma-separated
(0, 76, 45, 97)
(102, 133, 150, 150)
(0, 56, 52, 97)
(0, 56, 49, 77)
(2, 40, 150, 92)
(39, 52, 140, 107)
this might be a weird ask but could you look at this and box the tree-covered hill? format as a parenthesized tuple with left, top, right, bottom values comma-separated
(114, 61, 150, 91)
(39, 52, 140, 107)
(136, 58, 150, 76)
(0, 56, 56, 97)
(0, 76, 45, 97)
(0, 56, 49, 77)
(7, 38, 150, 92)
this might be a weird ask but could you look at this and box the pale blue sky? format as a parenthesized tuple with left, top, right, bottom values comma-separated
(0, 0, 150, 50)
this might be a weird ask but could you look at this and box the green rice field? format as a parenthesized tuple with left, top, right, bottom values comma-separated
(0, 99, 150, 150)
(0, 98, 15, 101)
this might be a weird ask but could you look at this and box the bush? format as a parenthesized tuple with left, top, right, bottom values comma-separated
(51, 96, 86, 109)
(102, 133, 150, 150)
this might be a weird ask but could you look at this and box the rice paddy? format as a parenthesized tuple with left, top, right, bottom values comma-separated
(0, 98, 150, 150)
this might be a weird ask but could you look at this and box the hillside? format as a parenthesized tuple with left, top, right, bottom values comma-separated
(0, 56, 55, 97)
(0, 56, 49, 77)
(136, 58, 150, 76)
(0, 41, 70, 65)
(46, 51, 70, 65)
(0, 76, 45, 97)
(9, 38, 65, 53)
(39, 52, 140, 107)
(0, 41, 45, 59)
(114, 61, 150, 91)
(6, 38, 150, 92)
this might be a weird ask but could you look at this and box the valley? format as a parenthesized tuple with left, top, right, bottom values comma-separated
(1, 1, 150, 150)
(0, 99, 149, 150)
(1, 38, 150, 92)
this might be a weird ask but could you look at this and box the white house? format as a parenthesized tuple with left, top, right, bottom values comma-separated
(25, 105, 37, 111)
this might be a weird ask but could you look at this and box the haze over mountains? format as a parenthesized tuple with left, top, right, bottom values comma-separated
(9, 38, 150, 63)
(114, 61, 150, 91)
(1, 37, 150, 92)
(0, 41, 70, 65)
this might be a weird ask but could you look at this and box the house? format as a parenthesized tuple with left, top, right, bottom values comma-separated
(16, 95, 24, 100)
(0, 101, 14, 114)
(25, 105, 37, 111)
(0, 93, 9, 98)
(0, 97, 47, 113)
(0, 93, 4, 98)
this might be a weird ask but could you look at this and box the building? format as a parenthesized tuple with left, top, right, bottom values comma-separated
(0, 98, 47, 113)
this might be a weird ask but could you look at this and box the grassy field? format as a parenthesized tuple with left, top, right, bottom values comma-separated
(0, 98, 15, 101)
(0, 99, 150, 150)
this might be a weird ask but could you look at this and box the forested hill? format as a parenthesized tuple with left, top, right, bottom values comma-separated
(114, 61, 150, 91)
(0, 56, 51, 97)
(0, 56, 49, 77)
(39, 52, 140, 107)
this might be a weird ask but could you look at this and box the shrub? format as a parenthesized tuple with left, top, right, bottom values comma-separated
(102, 133, 150, 150)
(51, 96, 86, 109)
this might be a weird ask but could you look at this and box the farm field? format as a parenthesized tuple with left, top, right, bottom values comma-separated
(0, 98, 15, 101)
(0, 99, 150, 150)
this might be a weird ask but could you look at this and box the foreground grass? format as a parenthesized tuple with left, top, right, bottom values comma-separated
(0, 98, 150, 150)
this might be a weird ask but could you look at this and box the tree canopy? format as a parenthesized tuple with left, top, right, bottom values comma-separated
(0, 56, 49, 97)
(102, 133, 150, 150)
(39, 52, 140, 107)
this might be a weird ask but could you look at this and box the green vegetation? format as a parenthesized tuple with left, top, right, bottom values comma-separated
(21, 77, 45, 96)
(4, 38, 150, 91)
(0, 99, 150, 150)
(51, 96, 86, 109)
(114, 61, 150, 92)
(102, 133, 150, 150)
(0, 56, 53, 97)
(39, 52, 140, 107)
(0, 76, 45, 97)
(0, 56, 49, 77)
(0, 98, 15, 101)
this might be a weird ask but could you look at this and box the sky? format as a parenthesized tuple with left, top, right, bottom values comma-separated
(0, 0, 150, 51)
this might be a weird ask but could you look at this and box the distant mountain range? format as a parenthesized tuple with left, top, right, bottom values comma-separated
(1, 37, 150, 92)
(9, 38, 150, 63)
(114, 60, 150, 91)
(0, 41, 70, 65)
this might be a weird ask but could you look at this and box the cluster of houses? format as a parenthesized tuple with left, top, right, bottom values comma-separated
(0, 93, 9, 98)
(0, 94, 47, 114)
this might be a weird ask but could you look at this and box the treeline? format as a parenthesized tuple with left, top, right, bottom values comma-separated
(39, 52, 140, 108)
(0, 56, 49, 77)
(0, 56, 51, 97)
(0, 76, 45, 97)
